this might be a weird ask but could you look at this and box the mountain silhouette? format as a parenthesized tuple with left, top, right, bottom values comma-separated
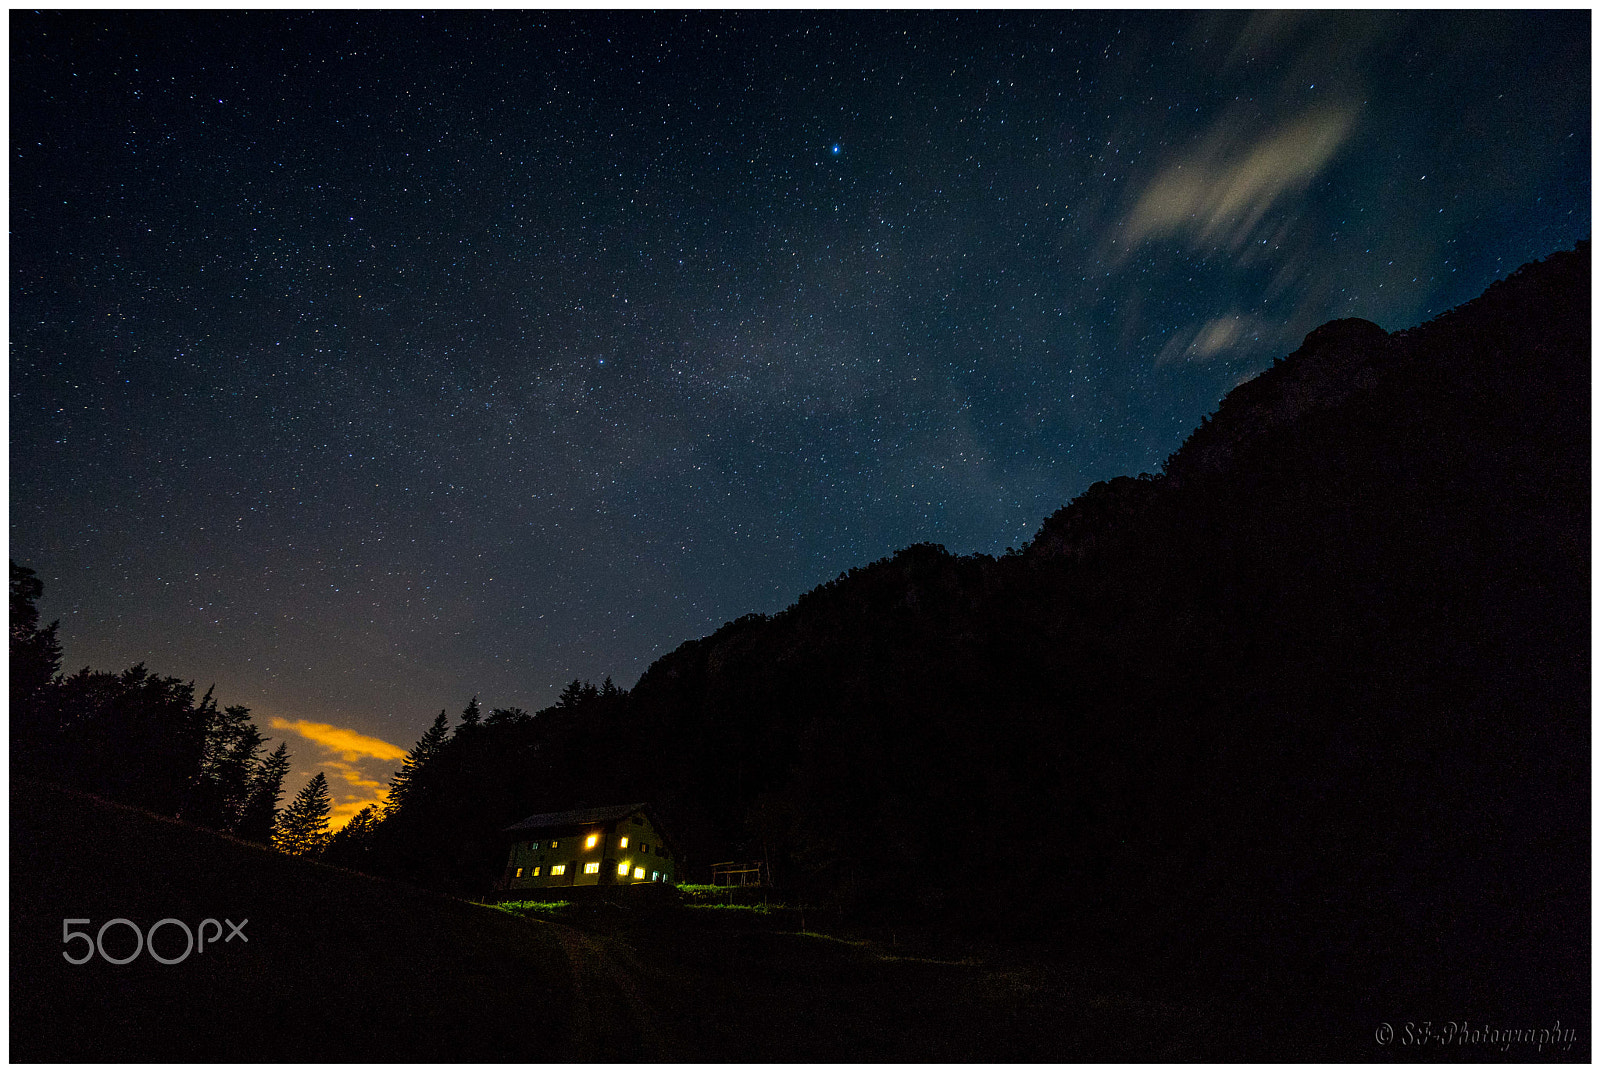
(367, 242, 1589, 1021)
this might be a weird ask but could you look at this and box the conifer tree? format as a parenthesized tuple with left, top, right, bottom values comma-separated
(237, 741, 291, 843)
(386, 709, 450, 813)
(557, 679, 586, 709)
(218, 711, 266, 822)
(323, 803, 380, 867)
(274, 771, 332, 856)
(183, 698, 264, 831)
(54, 663, 211, 816)
(10, 561, 62, 757)
(486, 706, 530, 726)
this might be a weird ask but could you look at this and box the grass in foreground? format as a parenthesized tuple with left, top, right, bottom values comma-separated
(493, 899, 574, 914)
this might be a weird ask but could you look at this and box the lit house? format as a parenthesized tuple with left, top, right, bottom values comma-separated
(500, 803, 678, 890)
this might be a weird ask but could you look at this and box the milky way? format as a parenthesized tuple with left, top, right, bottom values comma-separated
(12, 11, 1589, 804)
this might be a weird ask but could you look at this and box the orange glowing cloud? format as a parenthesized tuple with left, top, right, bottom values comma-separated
(269, 717, 407, 762)
(269, 717, 407, 830)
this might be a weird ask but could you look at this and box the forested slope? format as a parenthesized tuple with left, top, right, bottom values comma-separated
(355, 242, 1588, 1015)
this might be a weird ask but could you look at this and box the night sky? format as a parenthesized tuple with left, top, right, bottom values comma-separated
(11, 10, 1589, 820)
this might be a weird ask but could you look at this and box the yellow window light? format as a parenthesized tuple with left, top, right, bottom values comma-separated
(633, 867, 646, 880)
(619, 836, 629, 849)
(617, 861, 630, 876)
(584, 861, 600, 875)
(551, 864, 566, 876)
(585, 833, 599, 849)
(533, 866, 541, 877)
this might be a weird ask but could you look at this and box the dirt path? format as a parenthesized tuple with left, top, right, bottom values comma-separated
(550, 924, 683, 1061)
(510, 907, 1239, 1061)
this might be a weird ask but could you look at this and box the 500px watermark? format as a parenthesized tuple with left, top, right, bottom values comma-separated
(1374, 1020, 1578, 1053)
(61, 917, 248, 965)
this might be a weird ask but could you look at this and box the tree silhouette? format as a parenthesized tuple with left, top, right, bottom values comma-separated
(10, 562, 285, 830)
(485, 706, 530, 727)
(11, 560, 62, 763)
(50, 664, 211, 815)
(236, 741, 291, 843)
(385, 709, 450, 815)
(557, 679, 586, 709)
(323, 803, 380, 867)
(274, 771, 332, 856)
(182, 695, 264, 832)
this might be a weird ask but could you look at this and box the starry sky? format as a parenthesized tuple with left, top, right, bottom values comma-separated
(11, 10, 1590, 820)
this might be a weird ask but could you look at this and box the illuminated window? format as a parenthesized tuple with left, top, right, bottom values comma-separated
(617, 861, 630, 876)
(531, 842, 540, 850)
(640, 843, 649, 853)
(515, 867, 524, 878)
(584, 861, 600, 875)
(619, 836, 629, 849)
(532, 866, 541, 877)
(550, 840, 559, 849)
(585, 833, 599, 850)
(551, 864, 566, 876)
(651, 871, 659, 882)
(633, 867, 646, 880)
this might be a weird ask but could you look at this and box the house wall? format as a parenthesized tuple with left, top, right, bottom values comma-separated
(503, 810, 677, 891)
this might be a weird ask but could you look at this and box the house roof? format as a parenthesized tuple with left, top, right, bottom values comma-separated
(503, 802, 651, 834)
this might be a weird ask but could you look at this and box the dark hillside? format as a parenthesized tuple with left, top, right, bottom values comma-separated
(16, 778, 1346, 1061)
(1002, 242, 1589, 1013)
(358, 243, 1588, 1031)
(11, 778, 574, 1062)
(625, 244, 1589, 944)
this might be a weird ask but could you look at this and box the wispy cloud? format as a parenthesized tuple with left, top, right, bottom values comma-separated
(1190, 314, 1259, 359)
(269, 717, 406, 828)
(1154, 313, 1274, 366)
(1124, 103, 1359, 254)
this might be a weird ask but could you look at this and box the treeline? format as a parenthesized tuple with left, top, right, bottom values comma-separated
(12, 561, 292, 843)
(318, 683, 624, 890)
(9, 556, 627, 874)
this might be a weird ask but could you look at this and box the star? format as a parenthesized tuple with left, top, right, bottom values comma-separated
(8, 8, 1588, 783)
